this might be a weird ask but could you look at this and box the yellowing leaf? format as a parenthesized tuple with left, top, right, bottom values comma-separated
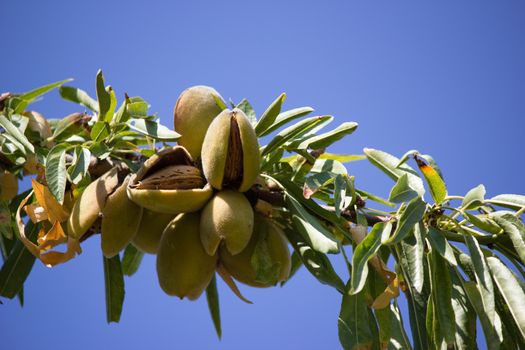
(371, 276, 400, 309)
(31, 179, 69, 222)
(16, 191, 81, 267)
(217, 264, 253, 304)
(25, 204, 48, 223)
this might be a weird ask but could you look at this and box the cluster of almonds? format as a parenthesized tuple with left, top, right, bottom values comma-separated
(66, 86, 291, 300)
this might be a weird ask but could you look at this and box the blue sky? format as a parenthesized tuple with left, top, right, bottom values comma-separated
(1, 1, 524, 349)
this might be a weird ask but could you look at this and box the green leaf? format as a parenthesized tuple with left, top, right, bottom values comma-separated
(415, 156, 447, 205)
(259, 106, 314, 136)
(51, 112, 86, 141)
(487, 257, 525, 340)
(0, 114, 34, 153)
(254, 93, 286, 136)
(464, 212, 503, 235)
(333, 174, 351, 216)
(356, 189, 396, 208)
(67, 146, 91, 185)
(113, 99, 130, 124)
(90, 121, 111, 141)
(283, 227, 345, 293)
(285, 194, 339, 254)
(364, 148, 425, 197)
(303, 172, 336, 199)
(318, 153, 366, 163)
(310, 158, 348, 175)
(96, 70, 111, 122)
(395, 149, 419, 168)
(103, 254, 125, 323)
(299, 122, 358, 150)
(205, 275, 221, 339)
(388, 302, 413, 349)
(450, 274, 477, 350)
(121, 245, 144, 277)
(235, 98, 257, 127)
(428, 250, 456, 345)
(45, 144, 70, 204)
(212, 93, 227, 111)
(487, 194, 525, 211)
(262, 115, 332, 157)
(338, 288, 375, 350)
(19, 78, 72, 102)
(103, 87, 117, 123)
(399, 222, 426, 293)
(461, 184, 486, 210)
(350, 222, 392, 294)
(59, 86, 99, 112)
(463, 235, 502, 347)
(384, 197, 426, 245)
(128, 119, 180, 141)
(491, 212, 525, 263)
(427, 227, 457, 266)
(389, 173, 418, 203)
(126, 96, 149, 118)
(0, 222, 38, 299)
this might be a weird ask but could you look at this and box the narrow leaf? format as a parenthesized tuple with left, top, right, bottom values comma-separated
(0, 222, 38, 298)
(338, 288, 375, 350)
(45, 144, 69, 204)
(415, 155, 447, 204)
(364, 148, 425, 197)
(487, 194, 525, 211)
(0, 114, 34, 153)
(286, 194, 339, 254)
(206, 275, 221, 339)
(384, 197, 426, 245)
(389, 173, 418, 203)
(90, 121, 110, 141)
(103, 254, 125, 323)
(262, 115, 332, 156)
(121, 245, 144, 277)
(399, 222, 426, 293)
(96, 70, 111, 122)
(283, 228, 345, 293)
(487, 257, 525, 339)
(59, 86, 99, 112)
(450, 274, 477, 350)
(299, 122, 358, 150)
(350, 222, 392, 294)
(68, 147, 91, 185)
(427, 227, 457, 266)
(428, 250, 456, 345)
(491, 212, 525, 263)
(235, 98, 257, 126)
(128, 119, 180, 141)
(254, 93, 286, 136)
(19, 78, 72, 102)
(259, 106, 314, 136)
(461, 184, 486, 210)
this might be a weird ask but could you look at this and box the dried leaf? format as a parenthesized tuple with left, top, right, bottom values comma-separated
(371, 276, 400, 309)
(31, 179, 69, 222)
(217, 264, 253, 304)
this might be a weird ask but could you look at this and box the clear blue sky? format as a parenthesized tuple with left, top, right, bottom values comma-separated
(1, 1, 524, 349)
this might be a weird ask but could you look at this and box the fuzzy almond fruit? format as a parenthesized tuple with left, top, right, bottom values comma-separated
(173, 86, 225, 160)
(67, 167, 119, 240)
(220, 214, 291, 287)
(127, 146, 213, 214)
(200, 190, 254, 256)
(101, 176, 143, 258)
(156, 212, 218, 299)
(132, 209, 175, 254)
(201, 108, 260, 192)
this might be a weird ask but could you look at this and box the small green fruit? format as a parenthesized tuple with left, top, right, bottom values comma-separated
(67, 167, 119, 240)
(101, 176, 143, 258)
(200, 190, 254, 256)
(173, 86, 225, 160)
(127, 146, 213, 214)
(220, 214, 291, 287)
(156, 212, 218, 299)
(201, 108, 260, 192)
(132, 209, 175, 254)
